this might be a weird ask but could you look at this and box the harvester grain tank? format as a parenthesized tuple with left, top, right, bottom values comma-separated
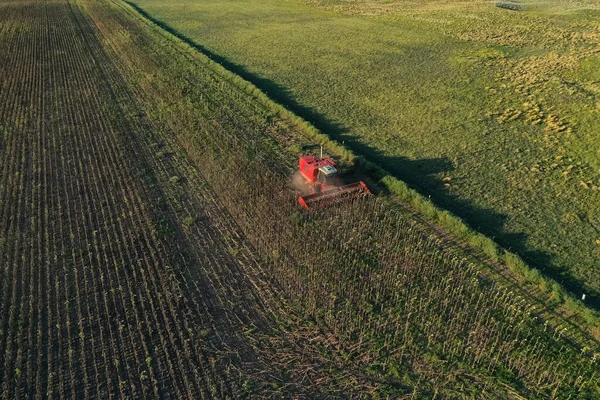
(297, 155, 371, 210)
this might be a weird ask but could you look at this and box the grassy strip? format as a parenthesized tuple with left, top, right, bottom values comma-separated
(120, 0, 600, 333)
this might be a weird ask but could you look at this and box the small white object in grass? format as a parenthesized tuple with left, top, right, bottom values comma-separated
(582, 294, 586, 301)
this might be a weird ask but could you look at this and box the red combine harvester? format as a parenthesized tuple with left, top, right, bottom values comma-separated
(297, 155, 371, 210)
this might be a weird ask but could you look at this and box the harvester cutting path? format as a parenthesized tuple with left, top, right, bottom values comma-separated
(297, 155, 372, 210)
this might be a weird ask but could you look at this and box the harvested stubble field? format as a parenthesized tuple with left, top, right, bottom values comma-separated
(130, 0, 600, 307)
(0, 0, 599, 398)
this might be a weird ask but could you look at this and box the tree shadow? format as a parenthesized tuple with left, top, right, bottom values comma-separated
(127, 1, 600, 313)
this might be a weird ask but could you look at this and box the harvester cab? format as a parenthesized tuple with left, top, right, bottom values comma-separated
(316, 164, 337, 186)
(297, 155, 371, 210)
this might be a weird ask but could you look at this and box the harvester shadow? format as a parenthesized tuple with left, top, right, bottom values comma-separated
(348, 141, 600, 314)
(126, 1, 600, 324)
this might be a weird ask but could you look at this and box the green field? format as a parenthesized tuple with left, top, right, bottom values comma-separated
(131, 0, 600, 300)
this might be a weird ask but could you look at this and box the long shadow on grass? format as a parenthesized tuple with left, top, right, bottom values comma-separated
(126, 1, 600, 315)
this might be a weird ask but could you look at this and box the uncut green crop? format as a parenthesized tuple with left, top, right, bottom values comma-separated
(130, 0, 600, 301)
